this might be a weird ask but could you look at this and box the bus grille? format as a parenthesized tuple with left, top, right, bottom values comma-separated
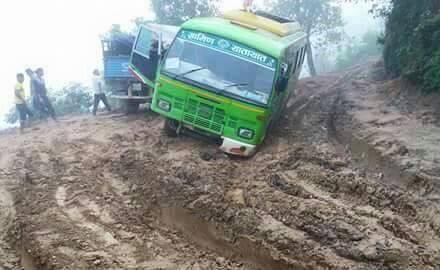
(183, 99, 225, 134)
(174, 97, 185, 111)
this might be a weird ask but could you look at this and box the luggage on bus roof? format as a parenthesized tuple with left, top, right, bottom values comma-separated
(222, 10, 301, 37)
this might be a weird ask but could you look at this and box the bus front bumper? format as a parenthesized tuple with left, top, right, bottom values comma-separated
(220, 137, 257, 157)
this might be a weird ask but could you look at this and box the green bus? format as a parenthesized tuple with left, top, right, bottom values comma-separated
(130, 10, 307, 156)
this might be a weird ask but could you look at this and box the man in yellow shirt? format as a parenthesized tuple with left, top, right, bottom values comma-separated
(15, 73, 33, 133)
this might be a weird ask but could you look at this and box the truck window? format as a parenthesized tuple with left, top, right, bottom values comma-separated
(134, 28, 155, 58)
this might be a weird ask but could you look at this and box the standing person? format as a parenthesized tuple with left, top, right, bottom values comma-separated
(34, 68, 57, 121)
(91, 69, 112, 116)
(25, 68, 56, 121)
(26, 68, 42, 116)
(14, 73, 33, 133)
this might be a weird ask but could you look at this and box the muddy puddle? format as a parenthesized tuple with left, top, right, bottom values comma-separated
(338, 130, 413, 187)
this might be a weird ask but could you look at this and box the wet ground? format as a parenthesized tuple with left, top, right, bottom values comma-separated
(1, 63, 440, 269)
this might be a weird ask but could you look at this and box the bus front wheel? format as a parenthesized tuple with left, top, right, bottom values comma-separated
(164, 118, 179, 137)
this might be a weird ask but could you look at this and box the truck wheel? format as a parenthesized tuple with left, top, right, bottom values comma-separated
(126, 101, 139, 114)
(164, 118, 179, 137)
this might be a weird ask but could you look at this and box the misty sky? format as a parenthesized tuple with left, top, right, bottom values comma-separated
(0, 0, 379, 128)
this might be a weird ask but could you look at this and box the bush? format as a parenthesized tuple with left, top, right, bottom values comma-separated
(50, 83, 93, 116)
(423, 49, 440, 91)
(383, 0, 440, 91)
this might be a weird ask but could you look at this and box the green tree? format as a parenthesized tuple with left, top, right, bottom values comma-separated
(382, 0, 440, 91)
(266, 0, 344, 76)
(150, 0, 220, 25)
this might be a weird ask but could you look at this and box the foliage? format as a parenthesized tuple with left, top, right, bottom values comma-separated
(383, 0, 440, 91)
(423, 48, 440, 92)
(133, 17, 155, 29)
(335, 30, 383, 70)
(5, 83, 93, 124)
(102, 24, 133, 40)
(5, 106, 19, 124)
(150, 0, 220, 25)
(266, 0, 344, 76)
(50, 83, 94, 116)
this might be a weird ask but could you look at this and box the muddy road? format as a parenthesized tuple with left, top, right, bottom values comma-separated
(1, 64, 440, 269)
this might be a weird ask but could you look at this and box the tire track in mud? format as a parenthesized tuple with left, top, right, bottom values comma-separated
(17, 131, 149, 269)
(0, 183, 19, 270)
(0, 148, 21, 270)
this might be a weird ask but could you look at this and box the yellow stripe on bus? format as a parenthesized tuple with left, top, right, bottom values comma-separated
(160, 77, 265, 114)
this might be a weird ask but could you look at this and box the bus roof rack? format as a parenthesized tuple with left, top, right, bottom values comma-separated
(222, 10, 301, 37)
(253, 11, 294, 24)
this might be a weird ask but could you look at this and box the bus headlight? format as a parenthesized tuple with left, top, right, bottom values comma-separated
(238, 128, 254, 139)
(158, 99, 171, 112)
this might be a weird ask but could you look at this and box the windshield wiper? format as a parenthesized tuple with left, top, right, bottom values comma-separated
(223, 83, 249, 89)
(214, 83, 247, 96)
(175, 67, 206, 79)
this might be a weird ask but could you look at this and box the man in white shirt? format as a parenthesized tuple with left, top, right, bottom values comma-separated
(91, 69, 112, 116)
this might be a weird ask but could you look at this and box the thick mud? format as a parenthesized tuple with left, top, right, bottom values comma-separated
(1, 63, 440, 269)
(333, 63, 440, 192)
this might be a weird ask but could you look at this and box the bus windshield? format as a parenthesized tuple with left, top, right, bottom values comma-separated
(162, 31, 277, 105)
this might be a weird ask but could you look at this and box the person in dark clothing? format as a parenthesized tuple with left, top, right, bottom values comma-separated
(35, 68, 56, 120)
(91, 69, 112, 116)
(26, 68, 56, 120)
(151, 39, 167, 65)
(26, 68, 43, 115)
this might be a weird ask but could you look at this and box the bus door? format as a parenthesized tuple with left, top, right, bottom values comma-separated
(130, 26, 163, 88)
(272, 62, 290, 121)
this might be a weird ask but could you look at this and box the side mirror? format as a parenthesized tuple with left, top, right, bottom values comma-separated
(160, 51, 167, 61)
(277, 77, 288, 92)
(280, 63, 289, 77)
(158, 33, 163, 56)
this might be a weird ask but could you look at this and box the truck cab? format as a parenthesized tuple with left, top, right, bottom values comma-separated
(101, 33, 152, 113)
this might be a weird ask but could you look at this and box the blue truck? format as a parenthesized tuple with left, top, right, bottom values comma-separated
(101, 33, 151, 113)
(101, 25, 179, 113)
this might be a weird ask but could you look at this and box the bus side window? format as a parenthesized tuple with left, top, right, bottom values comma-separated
(291, 50, 300, 75)
(296, 48, 303, 70)
(300, 47, 306, 67)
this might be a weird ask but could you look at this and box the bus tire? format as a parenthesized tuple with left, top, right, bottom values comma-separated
(164, 118, 179, 137)
(126, 100, 140, 114)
